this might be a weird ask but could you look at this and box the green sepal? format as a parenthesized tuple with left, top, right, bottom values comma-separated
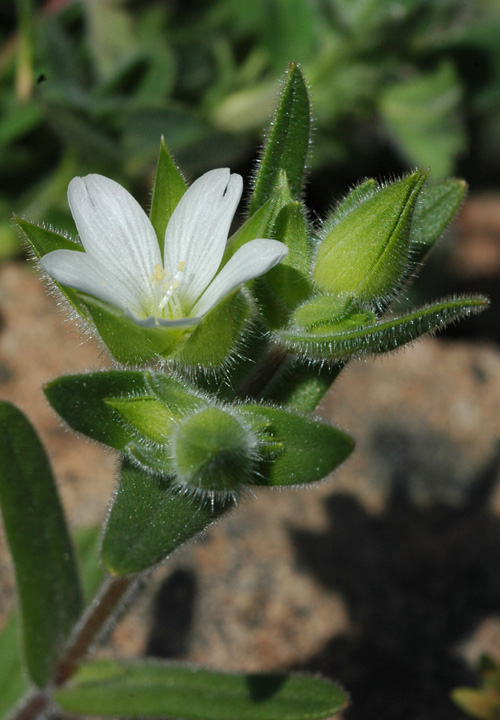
(149, 137, 187, 252)
(79, 294, 192, 364)
(14, 216, 89, 319)
(175, 290, 251, 369)
(101, 461, 233, 575)
(54, 658, 348, 720)
(278, 296, 489, 362)
(253, 202, 312, 329)
(105, 396, 196, 446)
(0, 402, 82, 687)
(14, 216, 82, 256)
(250, 63, 311, 214)
(313, 170, 427, 303)
(410, 178, 467, 264)
(321, 178, 378, 236)
(239, 405, 354, 487)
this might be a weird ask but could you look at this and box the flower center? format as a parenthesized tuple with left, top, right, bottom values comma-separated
(150, 261, 186, 320)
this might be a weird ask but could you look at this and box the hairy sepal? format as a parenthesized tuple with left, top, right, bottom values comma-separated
(250, 62, 311, 214)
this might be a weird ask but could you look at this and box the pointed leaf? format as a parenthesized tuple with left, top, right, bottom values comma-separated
(0, 403, 82, 687)
(102, 461, 233, 575)
(410, 178, 467, 263)
(250, 63, 311, 213)
(54, 659, 348, 720)
(240, 405, 354, 486)
(44, 370, 203, 467)
(278, 296, 489, 362)
(149, 137, 187, 250)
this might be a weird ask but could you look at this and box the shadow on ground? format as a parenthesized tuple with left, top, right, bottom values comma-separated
(145, 431, 500, 720)
(292, 437, 500, 720)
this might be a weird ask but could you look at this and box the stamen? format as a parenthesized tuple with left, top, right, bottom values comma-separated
(153, 261, 186, 317)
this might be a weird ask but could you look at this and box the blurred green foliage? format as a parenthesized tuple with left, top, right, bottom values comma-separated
(1, 0, 500, 259)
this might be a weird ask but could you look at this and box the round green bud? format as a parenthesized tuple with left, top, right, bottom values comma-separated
(172, 407, 255, 498)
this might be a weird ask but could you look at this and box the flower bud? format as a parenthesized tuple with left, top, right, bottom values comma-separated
(313, 170, 426, 304)
(172, 407, 256, 498)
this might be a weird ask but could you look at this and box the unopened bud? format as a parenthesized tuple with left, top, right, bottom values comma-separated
(172, 407, 256, 498)
(313, 171, 426, 304)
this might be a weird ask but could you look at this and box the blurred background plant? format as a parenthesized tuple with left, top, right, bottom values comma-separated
(2, 0, 500, 262)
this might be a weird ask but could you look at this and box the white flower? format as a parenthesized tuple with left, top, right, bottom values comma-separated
(41, 169, 288, 327)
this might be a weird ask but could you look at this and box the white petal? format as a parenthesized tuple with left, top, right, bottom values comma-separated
(192, 239, 288, 316)
(41, 249, 145, 317)
(163, 169, 243, 309)
(68, 175, 161, 303)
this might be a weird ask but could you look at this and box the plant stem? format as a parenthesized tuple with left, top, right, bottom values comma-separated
(54, 575, 134, 686)
(8, 576, 134, 720)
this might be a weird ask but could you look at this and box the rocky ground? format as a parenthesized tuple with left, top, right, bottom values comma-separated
(1, 195, 500, 720)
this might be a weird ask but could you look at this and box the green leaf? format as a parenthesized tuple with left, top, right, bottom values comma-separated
(149, 137, 187, 250)
(279, 296, 489, 362)
(0, 403, 82, 687)
(380, 62, 466, 178)
(0, 610, 29, 720)
(240, 405, 354, 486)
(44, 370, 202, 460)
(54, 659, 348, 720)
(410, 178, 467, 262)
(313, 170, 427, 303)
(250, 63, 311, 213)
(102, 462, 233, 575)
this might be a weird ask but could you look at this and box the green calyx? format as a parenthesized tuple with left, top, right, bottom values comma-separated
(172, 407, 256, 497)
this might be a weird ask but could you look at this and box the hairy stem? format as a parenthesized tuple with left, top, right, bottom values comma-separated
(54, 575, 134, 686)
(9, 576, 134, 720)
